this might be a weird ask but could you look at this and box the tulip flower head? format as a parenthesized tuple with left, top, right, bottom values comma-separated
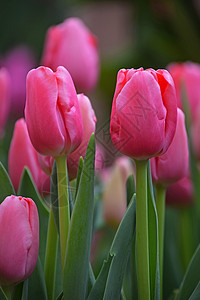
(0, 195, 39, 286)
(110, 67, 177, 160)
(168, 62, 200, 120)
(41, 17, 99, 92)
(166, 175, 194, 207)
(25, 66, 83, 157)
(8, 118, 50, 193)
(67, 93, 97, 180)
(151, 108, 189, 187)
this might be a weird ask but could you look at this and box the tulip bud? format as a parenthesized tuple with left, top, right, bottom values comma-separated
(0, 195, 39, 285)
(25, 66, 83, 157)
(102, 156, 134, 227)
(8, 118, 50, 193)
(167, 62, 200, 120)
(166, 175, 194, 207)
(110, 68, 177, 160)
(0, 68, 10, 138)
(151, 108, 189, 187)
(41, 18, 99, 92)
(67, 93, 96, 180)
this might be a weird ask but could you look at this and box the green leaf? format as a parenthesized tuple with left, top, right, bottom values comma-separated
(126, 174, 135, 206)
(63, 134, 95, 300)
(75, 156, 84, 199)
(56, 291, 64, 300)
(103, 195, 136, 300)
(0, 162, 15, 203)
(88, 195, 136, 300)
(147, 162, 160, 300)
(176, 244, 200, 300)
(88, 254, 114, 300)
(28, 257, 48, 300)
(18, 168, 49, 266)
(189, 281, 200, 300)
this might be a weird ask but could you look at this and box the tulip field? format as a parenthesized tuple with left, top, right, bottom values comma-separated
(0, 1, 200, 300)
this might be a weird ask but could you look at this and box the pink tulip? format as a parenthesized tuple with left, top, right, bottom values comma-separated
(0, 68, 10, 138)
(67, 94, 97, 180)
(38, 153, 54, 177)
(2, 45, 36, 116)
(167, 62, 200, 120)
(102, 156, 134, 227)
(166, 175, 194, 207)
(41, 18, 99, 92)
(8, 118, 50, 193)
(95, 143, 105, 173)
(25, 66, 83, 157)
(151, 108, 188, 186)
(0, 195, 39, 285)
(110, 68, 177, 160)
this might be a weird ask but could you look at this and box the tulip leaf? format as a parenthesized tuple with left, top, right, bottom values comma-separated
(75, 156, 84, 199)
(56, 291, 64, 300)
(88, 194, 136, 300)
(189, 281, 200, 300)
(147, 162, 160, 300)
(18, 168, 49, 266)
(0, 162, 15, 203)
(175, 243, 200, 300)
(126, 174, 135, 206)
(87, 254, 114, 300)
(63, 134, 95, 300)
(28, 257, 48, 300)
(12, 280, 28, 300)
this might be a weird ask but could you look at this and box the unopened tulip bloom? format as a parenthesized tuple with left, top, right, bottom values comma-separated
(41, 18, 99, 92)
(8, 118, 50, 193)
(25, 66, 83, 157)
(167, 62, 200, 120)
(102, 156, 134, 227)
(0, 68, 10, 137)
(0, 195, 39, 286)
(67, 93, 96, 180)
(110, 68, 177, 160)
(2, 45, 36, 116)
(151, 108, 189, 186)
(166, 175, 194, 207)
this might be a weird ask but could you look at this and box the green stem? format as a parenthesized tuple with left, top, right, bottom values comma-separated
(44, 206, 58, 300)
(55, 155, 70, 271)
(179, 207, 195, 271)
(155, 185, 166, 300)
(135, 159, 150, 300)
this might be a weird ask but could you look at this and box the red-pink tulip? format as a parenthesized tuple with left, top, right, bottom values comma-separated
(0, 195, 39, 286)
(110, 68, 177, 160)
(25, 66, 83, 157)
(166, 175, 194, 207)
(167, 62, 200, 120)
(41, 18, 99, 92)
(2, 45, 36, 116)
(151, 108, 188, 186)
(67, 93, 97, 180)
(8, 118, 50, 193)
(0, 68, 10, 138)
